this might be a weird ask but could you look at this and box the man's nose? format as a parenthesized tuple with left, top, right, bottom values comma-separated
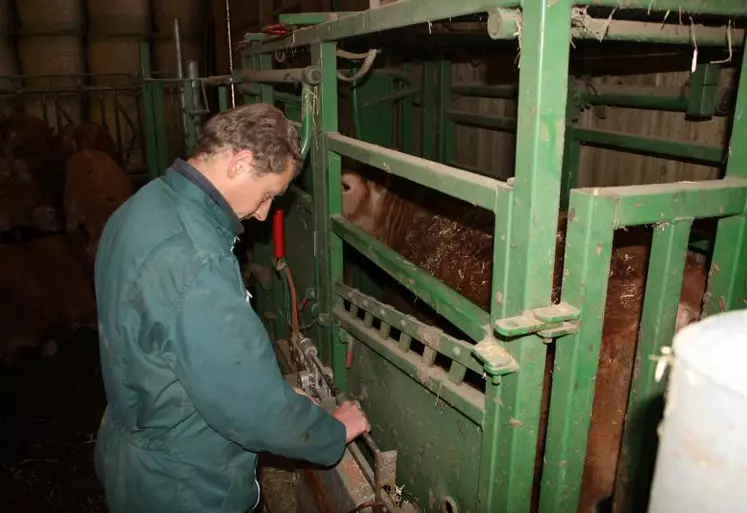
(254, 202, 271, 221)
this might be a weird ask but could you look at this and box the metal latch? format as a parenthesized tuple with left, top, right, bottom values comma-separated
(494, 302, 580, 339)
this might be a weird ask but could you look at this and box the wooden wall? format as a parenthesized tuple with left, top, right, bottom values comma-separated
(449, 52, 734, 187)
(221, 0, 735, 189)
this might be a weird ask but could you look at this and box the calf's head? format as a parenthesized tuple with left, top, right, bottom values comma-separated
(341, 167, 391, 238)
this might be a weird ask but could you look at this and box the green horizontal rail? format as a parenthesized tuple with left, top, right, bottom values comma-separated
(593, 176, 747, 226)
(332, 305, 486, 425)
(449, 110, 518, 132)
(489, 8, 742, 45)
(579, 91, 689, 112)
(334, 281, 486, 375)
(327, 132, 506, 211)
(452, 84, 713, 114)
(447, 110, 724, 164)
(452, 84, 517, 99)
(244, 0, 521, 55)
(274, 91, 301, 104)
(575, 0, 747, 16)
(332, 215, 490, 342)
(278, 12, 358, 25)
(573, 127, 725, 165)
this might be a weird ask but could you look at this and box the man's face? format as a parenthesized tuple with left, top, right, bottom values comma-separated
(227, 152, 296, 221)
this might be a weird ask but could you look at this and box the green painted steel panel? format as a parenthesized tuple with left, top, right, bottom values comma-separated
(245, 1, 522, 56)
(327, 133, 505, 211)
(614, 219, 694, 513)
(540, 191, 619, 513)
(492, 2, 573, 513)
(348, 340, 482, 513)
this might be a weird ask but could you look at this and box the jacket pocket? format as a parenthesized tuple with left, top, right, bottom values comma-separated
(220, 460, 258, 513)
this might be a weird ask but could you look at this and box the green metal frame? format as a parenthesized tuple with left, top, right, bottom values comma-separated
(141, 2, 747, 512)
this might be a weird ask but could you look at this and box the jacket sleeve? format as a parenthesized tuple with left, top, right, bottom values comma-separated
(166, 254, 346, 466)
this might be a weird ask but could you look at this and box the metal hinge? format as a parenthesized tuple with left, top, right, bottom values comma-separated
(494, 302, 581, 339)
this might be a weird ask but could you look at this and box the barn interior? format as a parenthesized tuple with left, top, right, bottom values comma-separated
(1, 1, 747, 513)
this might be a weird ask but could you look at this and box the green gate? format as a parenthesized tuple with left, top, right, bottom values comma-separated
(145, 2, 747, 512)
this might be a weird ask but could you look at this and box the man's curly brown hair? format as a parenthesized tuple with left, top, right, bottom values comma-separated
(191, 103, 301, 175)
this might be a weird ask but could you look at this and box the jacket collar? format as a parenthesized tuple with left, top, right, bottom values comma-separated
(164, 158, 245, 237)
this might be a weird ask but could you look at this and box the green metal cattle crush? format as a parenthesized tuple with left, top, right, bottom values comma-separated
(141, 2, 747, 512)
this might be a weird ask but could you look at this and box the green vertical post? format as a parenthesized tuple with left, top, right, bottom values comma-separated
(481, 2, 573, 512)
(153, 82, 170, 173)
(183, 79, 198, 152)
(614, 218, 693, 513)
(559, 125, 580, 210)
(311, 41, 345, 389)
(437, 60, 454, 164)
(705, 41, 747, 316)
(399, 62, 414, 154)
(218, 86, 229, 113)
(540, 192, 617, 513)
(421, 61, 437, 160)
(140, 41, 159, 180)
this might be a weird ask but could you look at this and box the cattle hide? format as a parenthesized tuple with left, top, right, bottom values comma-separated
(340, 165, 709, 513)
(0, 232, 97, 365)
(64, 149, 132, 255)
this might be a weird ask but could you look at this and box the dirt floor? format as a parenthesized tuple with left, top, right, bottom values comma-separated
(0, 330, 108, 513)
(0, 330, 305, 513)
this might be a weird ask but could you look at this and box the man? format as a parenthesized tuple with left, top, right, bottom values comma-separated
(93, 103, 370, 513)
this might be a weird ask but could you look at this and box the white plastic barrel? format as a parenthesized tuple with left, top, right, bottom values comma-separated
(647, 308, 747, 513)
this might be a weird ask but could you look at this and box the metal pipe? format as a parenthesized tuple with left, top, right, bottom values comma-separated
(233, 66, 323, 86)
(224, 0, 235, 107)
(187, 60, 202, 129)
(648, 310, 747, 513)
(299, 84, 314, 160)
(173, 18, 189, 151)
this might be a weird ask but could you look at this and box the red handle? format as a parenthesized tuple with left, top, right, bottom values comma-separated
(272, 209, 285, 260)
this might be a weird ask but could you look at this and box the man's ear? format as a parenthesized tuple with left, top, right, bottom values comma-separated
(227, 150, 254, 180)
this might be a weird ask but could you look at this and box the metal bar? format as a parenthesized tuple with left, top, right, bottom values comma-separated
(326, 132, 506, 211)
(360, 87, 420, 108)
(311, 41, 345, 385)
(705, 40, 747, 316)
(437, 60, 454, 164)
(153, 82, 170, 173)
(614, 218, 693, 513)
(399, 62, 415, 154)
(335, 281, 485, 375)
(485, 2, 573, 512)
(141, 41, 159, 180)
(452, 83, 517, 99)
(539, 190, 618, 513)
(332, 305, 485, 425)
(183, 80, 198, 152)
(224, 0, 236, 107)
(574, 0, 747, 16)
(332, 215, 490, 343)
(448, 110, 518, 132)
(218, 86, 229, 113)
(420, 61, 437, 160)
(574, 127, 725, 165)
(579, 91, 689, 113)
(589, 178, 747, 227)
(245, 0, 521, 55)
(489, 7, 743, 45)
(559, 125, 581, 211)
(274, 91, 301, 104)
(278, 12, 358, 25)
(227, 66, 323, 86)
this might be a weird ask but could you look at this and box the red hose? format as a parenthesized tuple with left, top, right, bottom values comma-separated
(272, 209, 285, 260)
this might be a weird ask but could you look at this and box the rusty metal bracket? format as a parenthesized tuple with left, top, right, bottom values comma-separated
(494, 302, 581, 339)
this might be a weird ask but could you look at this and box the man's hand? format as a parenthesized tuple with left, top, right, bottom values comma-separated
(293, 387, 320, 404)
(332, 401, 371, 444)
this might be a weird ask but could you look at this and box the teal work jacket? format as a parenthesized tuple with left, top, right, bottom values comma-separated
(93, 159, 345, 513)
